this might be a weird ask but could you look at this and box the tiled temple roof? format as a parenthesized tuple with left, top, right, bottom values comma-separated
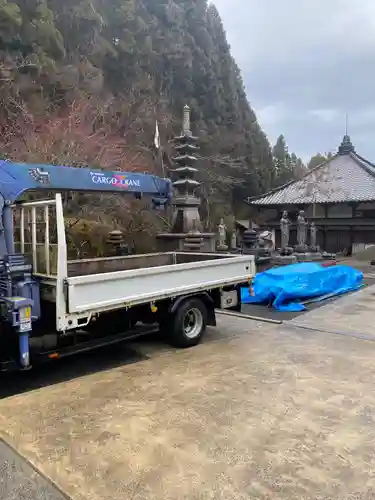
(247, 136, 375, 206)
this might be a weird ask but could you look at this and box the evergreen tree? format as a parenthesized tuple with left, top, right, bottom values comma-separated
(0, 0, 303, 215)
(308, 153, 332, 170)
(272, 135, 305, 186)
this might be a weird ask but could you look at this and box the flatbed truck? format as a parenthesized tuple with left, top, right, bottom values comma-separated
(0, 160, 255, 371)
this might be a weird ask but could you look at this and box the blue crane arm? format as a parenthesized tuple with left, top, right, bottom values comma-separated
(0, 160, 172, 204)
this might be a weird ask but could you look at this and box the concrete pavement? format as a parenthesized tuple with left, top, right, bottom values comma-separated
(290, 283, 375, 341)
(0, 311, 375, 499)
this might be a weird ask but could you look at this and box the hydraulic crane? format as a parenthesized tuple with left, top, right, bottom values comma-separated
(0, 159, 172, 257)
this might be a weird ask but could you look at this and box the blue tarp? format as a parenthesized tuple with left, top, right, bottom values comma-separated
(241, 262, 364, 312)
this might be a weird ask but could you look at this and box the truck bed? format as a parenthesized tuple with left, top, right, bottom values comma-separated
(64, 252, 254, 314)
(67, 252, 228, 277)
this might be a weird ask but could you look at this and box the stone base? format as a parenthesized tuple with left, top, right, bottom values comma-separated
(294, 252, 324, 262)
(242, 248, 272, 259)
(156, 232, 216, 252)
(279, 246, 294, 256)
(309, 246, 320, 253)
(322, 252, 336, 260)
(294, 244, 309, 253)
(271, 255, 297, 267)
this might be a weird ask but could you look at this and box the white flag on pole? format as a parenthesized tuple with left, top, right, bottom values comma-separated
(154, 120, 160, 149)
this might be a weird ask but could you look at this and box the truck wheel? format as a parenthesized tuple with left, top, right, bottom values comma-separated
(167, 298, 208, 348)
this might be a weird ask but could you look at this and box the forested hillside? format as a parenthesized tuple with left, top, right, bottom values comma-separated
(0, 0, 304, 251)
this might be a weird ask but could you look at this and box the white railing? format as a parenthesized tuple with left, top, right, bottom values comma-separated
(12, 194, 66, 278)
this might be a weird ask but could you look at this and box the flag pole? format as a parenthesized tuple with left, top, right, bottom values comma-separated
(159, 145, 165, 178)
(154, 120, 165, 177)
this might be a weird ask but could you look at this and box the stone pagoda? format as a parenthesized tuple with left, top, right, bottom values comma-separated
(157, 105, 215, 252)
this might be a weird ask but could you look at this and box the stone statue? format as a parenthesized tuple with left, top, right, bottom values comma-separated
(280, 211, 290, 250)
(217, 218, 227, 249)
(231, 232, 237, 250)
(259, 230, 274, 250)
(310, 222, 317, 250)
(297, 210, 307, 246)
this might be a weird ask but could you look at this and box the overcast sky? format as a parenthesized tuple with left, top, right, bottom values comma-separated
(213, 0, 375, 161)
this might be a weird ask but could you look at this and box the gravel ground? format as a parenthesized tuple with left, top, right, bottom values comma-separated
(0, 440, 67, 500)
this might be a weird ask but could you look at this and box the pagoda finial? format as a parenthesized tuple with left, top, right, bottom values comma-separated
(182, 105, 191, 137)
(338, 113, 355, 155)
(338, 134, 355, 155)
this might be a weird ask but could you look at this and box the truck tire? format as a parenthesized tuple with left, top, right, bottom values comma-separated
(167, 298, 208, 348)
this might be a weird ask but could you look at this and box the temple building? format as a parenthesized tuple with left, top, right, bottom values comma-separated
(246, 135, 375, 253)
